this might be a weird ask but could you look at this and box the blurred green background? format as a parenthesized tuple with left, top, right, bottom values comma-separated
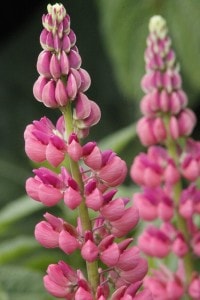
(0, 0, 200, 299)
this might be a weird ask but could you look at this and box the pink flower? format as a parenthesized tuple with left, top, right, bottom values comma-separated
(116, 243, 141, 271)
(26, 166, 83, 209)
(43, 261, 78, 298)
(35, 212, 80, 254)
(136, 116, 167, 146)
(33, 3, 101, 139)
(67, 133, 83, 161)
(110, 204, 139, 238)
(63, 176, 82, 209)
(44, 261, 91, 299)
(100, 196, 127, 221)
(130, 147, 164, 188)
(83, 147, 127, 190)
(180, 139, 200, 182)
(138, 226, 171, 258)
(59, 229, 80, 254)
(131, 146, 179, 188)
(111, 282, 152, 300)
(191, 232, 200, 256)
(97, 153, 127, 188)
(75, 286, 93, 300)
(34, 213, 64, 248)
(25, 167, 63, 206)
(172, 232, 189, 257)
(98, 235, 120, 266)
(144, 265, 184, 300)
(188, 275, 200, 299)
(179, 184, 200, 219)
(24, 116, 67, 167)
(133, 187, 173, 221)
(110, 257, 148, 288)
(81, 231, 99, 262)
(84, 179, 104, 211)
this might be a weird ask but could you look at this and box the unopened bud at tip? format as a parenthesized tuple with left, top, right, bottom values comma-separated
(149, 15, 168, 39)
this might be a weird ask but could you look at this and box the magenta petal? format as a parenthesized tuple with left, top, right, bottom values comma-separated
(42, 80, 58, 107)
(74, 93, 91, 119)
(50, 54, 61, 79)
(68, 49, 82, 69)
(68, 29, 76, 46)
(120, 258, 148, 283)
(85, 188, 103, 211)
(67, 139, 82, 162)
(100, 243, 120, 266)
(111, 206, 139, 237)
(47, 263, 69, 286)
(60, 51, 69, 74)
(59, 230, 79, 254)
(81, 240, 99, 262)
(82, 100, 101, 127)
(117, 247, 140, 271)
(66, 73, 77, 100)
(62, 35, 71, 52)
(71, 68, 82, 89)
(37, 50, 51, 77)
(75, 287, 93, 300)
(55, 79, 69, 106)
(83, 145, 102, 170)
(33, 75, 49, 102)
(64, 187, 82, 209)
(101, 198, 125, 221)
(25, 138, 46, 162)
(98, 156, 127, 187)
(25, 178, 40, 201)
(46, 142, 65, 167)
(35, 221, 59, 248)
(78, 68, 91, 92)
(38, 184, 63, 206)
(43, 275, 68, 298)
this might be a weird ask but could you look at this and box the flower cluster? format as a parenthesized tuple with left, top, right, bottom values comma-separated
(130, 15, 200, 299)
(24, 3, 151, 299)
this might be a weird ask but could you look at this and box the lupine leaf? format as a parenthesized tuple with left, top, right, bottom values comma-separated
(0, 159, 29, 185)
(0, 236, 39, 264)
(96, 0, 200, 105)
(99, 122, 136, 153)
(0, 290, 9, 300)
(0, 265, 53, 300)
(0, 158, 30, 207)
(0, 196, 42, 229)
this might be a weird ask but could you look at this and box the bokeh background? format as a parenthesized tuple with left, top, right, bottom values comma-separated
(0, 1, 200, 299)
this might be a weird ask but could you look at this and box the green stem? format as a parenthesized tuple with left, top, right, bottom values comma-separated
(61, 104, 99, 297)
(164, 115, 193, 290)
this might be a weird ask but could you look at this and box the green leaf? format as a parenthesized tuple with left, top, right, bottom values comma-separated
(96, 0, 200, 105)
(116, 184, 140, 198)
(164, 0, 200, 95)
(0, 195, 42, 230)
(96, 0, 156, 102)
(0, 236, 38, 264)
(98, 122, 136, 153)
(0, 265, 53, 300)
(0, 290, 9, 300)
(0, 158, 30, 207)
(0, 159, 29, 185)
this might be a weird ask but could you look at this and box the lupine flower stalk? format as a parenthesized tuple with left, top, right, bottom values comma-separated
(24, 3, 151, 299)
(130, 15, 200, 299)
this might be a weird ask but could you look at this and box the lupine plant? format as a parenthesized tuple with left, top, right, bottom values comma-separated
(24, 3, 151, 299)
(130, 16, 200, 299)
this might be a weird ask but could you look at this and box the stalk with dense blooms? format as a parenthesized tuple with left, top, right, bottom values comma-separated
(24, 3, 152, 299)
(130, 15, 200, 299)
